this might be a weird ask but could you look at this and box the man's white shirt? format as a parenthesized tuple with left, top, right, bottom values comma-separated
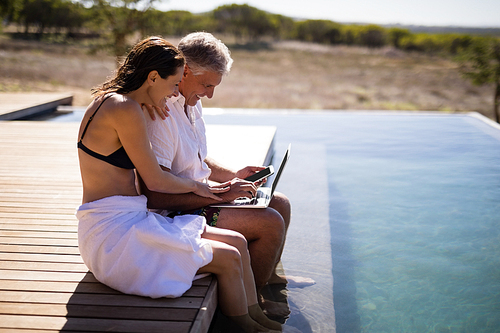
(146, 94, 211, 183)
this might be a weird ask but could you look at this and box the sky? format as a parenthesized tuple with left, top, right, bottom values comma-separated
(155, 0, 500, 28)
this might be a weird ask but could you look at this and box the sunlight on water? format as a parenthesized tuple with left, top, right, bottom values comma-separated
(204, 111, 500, 333)
(327, 115, 500, 333)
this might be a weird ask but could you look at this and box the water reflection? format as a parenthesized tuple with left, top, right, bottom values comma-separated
(329, 180, 361, 333)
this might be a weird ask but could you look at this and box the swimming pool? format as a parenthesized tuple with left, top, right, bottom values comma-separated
(204, 110, 500, 333)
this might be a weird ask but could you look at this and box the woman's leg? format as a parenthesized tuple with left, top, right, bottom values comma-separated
(198, 226, 282, 331)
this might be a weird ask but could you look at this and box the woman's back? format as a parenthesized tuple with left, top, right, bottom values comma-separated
(77, 94, 141, 204)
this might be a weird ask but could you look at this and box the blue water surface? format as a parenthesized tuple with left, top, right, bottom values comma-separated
(204, 110, 500, 333)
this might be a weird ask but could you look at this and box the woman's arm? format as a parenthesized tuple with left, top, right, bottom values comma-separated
(113, 100, 225, 200)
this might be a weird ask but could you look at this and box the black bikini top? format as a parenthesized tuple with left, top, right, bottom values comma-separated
(77, 95, 135, 170)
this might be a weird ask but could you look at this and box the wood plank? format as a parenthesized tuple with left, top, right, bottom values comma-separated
(0, 252, 83, 263)
(0, 260, 87, 272)
(0, 291, 203, 308)
(0, 207, 78, 214)
(0, 237, 78, 247)
(0, 329, 64, 333)
(0, 224, 77, 232)
(0, 269, 99, 282)
(0, 212, 78, 221)
(0, 315, 192, 333)
(0, 269, 211, 287)
(0, 280, 209, 297)
(0, 230, 77, 239)
(0, 245, 81, 255)
(0, 302, 198, 321)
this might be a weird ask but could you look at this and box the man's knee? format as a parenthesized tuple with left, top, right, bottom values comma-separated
(270, 192, 291, 215)
(262, 208, 286, 242)
(217, 207, 285, 244)
(269, 192, 291, 227)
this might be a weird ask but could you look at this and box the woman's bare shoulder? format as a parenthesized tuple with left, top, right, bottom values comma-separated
(103, 94, 138, 111)
(100, 94, 142, 121)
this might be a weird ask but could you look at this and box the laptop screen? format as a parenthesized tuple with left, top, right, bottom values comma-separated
(270, 144, 291, 196)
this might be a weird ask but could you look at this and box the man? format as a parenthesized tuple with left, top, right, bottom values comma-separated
(139, 32, 292, 314)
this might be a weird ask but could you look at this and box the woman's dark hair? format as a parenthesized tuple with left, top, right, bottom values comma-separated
(92, 37, 185, 97)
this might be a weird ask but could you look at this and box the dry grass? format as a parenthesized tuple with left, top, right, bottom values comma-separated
(0, 36, 495, 119)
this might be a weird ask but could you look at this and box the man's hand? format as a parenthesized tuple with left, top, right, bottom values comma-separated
(193, 181, 230, 201)
(217, 179, 258, 202)
(235, 166, 266, 180)
(141, 100, 170, 120)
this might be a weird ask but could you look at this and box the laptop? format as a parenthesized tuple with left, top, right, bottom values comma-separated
(210, 144, 291, 209)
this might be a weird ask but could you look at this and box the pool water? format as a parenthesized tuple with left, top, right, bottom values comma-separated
(43, 109, 500, 332)
(204, 110, 500, 333)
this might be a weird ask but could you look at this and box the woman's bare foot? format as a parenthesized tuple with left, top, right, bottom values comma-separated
(249, 304, 283, 331)
(228, 313, 271, 332)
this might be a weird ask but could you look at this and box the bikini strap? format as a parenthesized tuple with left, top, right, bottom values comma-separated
(79, 94, 114, 141)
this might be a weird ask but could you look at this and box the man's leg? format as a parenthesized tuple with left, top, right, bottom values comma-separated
(216, 206, 285, 290)
(267, 192, 316, 289)
(267, 192, 291, 284)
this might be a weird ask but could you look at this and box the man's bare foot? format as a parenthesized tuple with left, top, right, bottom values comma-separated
(268, 272, 288, 285)
(260, 297, 291, 317)
(268, 274, 316, 288)
(284, 275, 316, 288)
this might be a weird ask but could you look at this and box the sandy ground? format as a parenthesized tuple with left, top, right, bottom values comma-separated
(0, 37, 495, 120)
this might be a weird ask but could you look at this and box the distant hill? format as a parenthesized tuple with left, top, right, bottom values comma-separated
(383, 24, 500, 36)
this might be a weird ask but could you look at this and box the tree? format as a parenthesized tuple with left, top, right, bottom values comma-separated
(268, 14, 294, 40)
(459, 37, 500, 122)
(294, 19, 342, 44)
(213, 4, 275, 42)
(81, 0, 158, 62)
(141, 10, 215, 37)
(10, 0, 84, 37)
(388, 27, 411, 49)
(0, 0, 24, 23)
(358, 24, 386, 48)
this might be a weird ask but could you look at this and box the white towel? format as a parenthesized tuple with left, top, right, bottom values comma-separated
(76, 195, 213, 298)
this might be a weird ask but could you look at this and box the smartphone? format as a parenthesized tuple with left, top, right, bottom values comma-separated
(244, 166, 274, 182)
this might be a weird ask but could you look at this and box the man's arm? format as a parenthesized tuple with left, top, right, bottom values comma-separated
(138, 165, 258, 211)
(138, 165, 218, 211)
(205, 156, 237, 183)
(206, 156, 266, 183)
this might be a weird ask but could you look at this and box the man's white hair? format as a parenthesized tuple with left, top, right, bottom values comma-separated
(178, 32, 233, 76)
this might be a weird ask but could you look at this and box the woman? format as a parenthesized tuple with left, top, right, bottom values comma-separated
(76, 36, 281, 332)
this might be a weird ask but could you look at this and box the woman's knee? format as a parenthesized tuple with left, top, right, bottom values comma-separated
(214, 245, 244, 275)
(229, 231, 248, 253)
(212, 226, 248, 253)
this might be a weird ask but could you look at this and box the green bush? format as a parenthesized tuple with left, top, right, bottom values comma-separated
(293, 19, 343, 44)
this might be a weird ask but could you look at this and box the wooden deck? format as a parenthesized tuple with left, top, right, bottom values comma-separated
(0, 120, 275, 332)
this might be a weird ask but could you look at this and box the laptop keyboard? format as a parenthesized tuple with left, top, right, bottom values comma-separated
(233, 190, 269, 205)
(256, 190, 268, 199)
